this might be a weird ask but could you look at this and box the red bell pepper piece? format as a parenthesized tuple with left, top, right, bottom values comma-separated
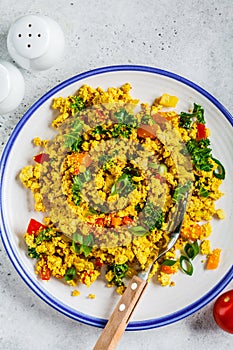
(27, 218, 47, 236)
(197, 123, 207, 141)
(33, 153, 50, 164)
(40, 265, 51, 280)
(95, 218, 105, 227)
(122, 216, 134, 225)
(95, 258, 103, 267)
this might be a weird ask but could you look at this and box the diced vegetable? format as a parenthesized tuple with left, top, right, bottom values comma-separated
(137, 125, 158, 139)
(196, 123, 207, 140)
(40, 265, 51, 280)
(26, 218, 47, 236)
(161, 265, 175, 274)
(122, 216, 134, 225)
(158, 93, 179, 107)
(95, 258, 103, 267)
(206, 248, 221, 270)
(33, 153, 50, 164)
(161, 259, 177, 274)
(111, 216, 122, 227)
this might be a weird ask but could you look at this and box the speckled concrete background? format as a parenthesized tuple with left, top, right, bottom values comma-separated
(0, 0, 233, 349)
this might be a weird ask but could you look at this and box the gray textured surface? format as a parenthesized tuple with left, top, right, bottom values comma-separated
(0, 0, 233, 349)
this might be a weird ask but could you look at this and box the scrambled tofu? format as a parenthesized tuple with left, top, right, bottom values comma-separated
(19, 83, 225, 295)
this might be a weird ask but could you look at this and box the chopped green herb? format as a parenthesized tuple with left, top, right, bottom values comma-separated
(64, 118, 84, 151)
(172, 181, 191, 203)
(111, 123, 134, 138)
(179, 103, 205, 129)
(186, 138, 213, 171)
(114, 108, 138, 127)
(98, 151, 119, 171)
(199, 187, 209, 197)
(70, 96, 85, 113)
(72, 232, 94, 257)
(143, 203, 164, 231)
(34, 228, 53, 245)
(107, 263, 129, 287)
(162, 259, 177, 266)
(92, 125, 108, 135)
(141, 114, 155, 125)
(28, 247, 40, 259)
(64, 266, 76, 281)
(134, 203, 142, 213)
(72, 169, 91, 206)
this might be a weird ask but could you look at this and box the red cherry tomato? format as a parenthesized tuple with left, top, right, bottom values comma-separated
(213, 289, 233, 334)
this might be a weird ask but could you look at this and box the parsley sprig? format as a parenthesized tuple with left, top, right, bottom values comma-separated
(179, 103, 205, 129)
(107, 263, 129, 287)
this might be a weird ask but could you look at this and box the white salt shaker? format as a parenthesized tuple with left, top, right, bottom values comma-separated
(7, 15, 65, 71)
(0, 60, 25, 114)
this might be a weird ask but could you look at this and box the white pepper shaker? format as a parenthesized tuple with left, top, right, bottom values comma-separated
(7, 15, 65, 71)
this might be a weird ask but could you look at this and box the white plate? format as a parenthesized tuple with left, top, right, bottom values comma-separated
(1, 65, 233, 330)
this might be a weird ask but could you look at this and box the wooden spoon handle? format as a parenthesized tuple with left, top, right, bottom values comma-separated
(93, 275, 147, 350)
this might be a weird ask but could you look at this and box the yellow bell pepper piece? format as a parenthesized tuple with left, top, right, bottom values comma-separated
(158, 93, 179, 107)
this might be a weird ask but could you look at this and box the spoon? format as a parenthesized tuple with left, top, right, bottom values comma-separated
(93, 192, 189, 350)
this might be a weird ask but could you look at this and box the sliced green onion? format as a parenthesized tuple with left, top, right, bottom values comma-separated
(212, 158, 225, 180)
(179, 256, 193, 276)
(64, 266, 76, 281)
(162, 259, 177, 266)
(158, 164, 167, 175)
(184, 241, 199, 260)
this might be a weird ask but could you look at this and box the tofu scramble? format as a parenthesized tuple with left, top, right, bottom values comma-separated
(19, 83, 225, 294)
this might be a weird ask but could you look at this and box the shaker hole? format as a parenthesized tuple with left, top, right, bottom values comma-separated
(18, 34, 22, 37)
(27, 44, 31, 48)
(28, 33, 32, 37)
(28, 23, 32, 27)
(38, 34, 41, 37)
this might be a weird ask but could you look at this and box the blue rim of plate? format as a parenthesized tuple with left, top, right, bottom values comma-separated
(0, 65, 233, 330)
